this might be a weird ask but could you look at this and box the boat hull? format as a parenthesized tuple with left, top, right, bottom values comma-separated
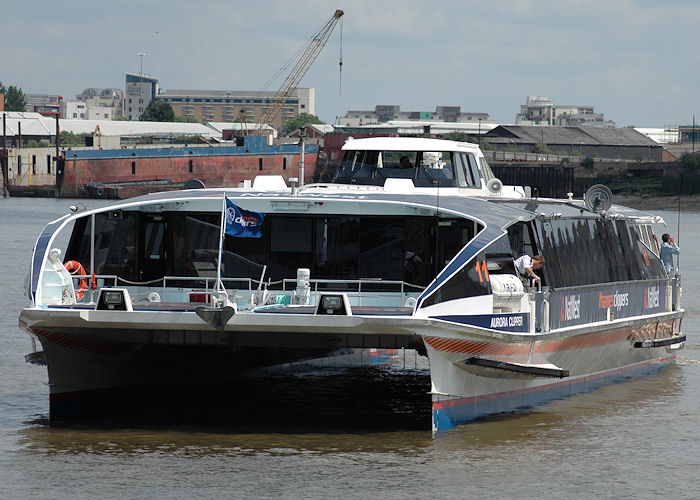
(39, 337, 421, 427)
(424, 317, 683, 432)
(22, 306, 422, 425)
(22, 306, 682, 430)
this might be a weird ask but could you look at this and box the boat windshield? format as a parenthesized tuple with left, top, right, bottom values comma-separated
(334, 150, 481, 187)
(64, 210, 482, 291)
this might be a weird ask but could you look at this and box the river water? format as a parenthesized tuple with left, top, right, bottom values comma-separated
(1, 197, 699, 499)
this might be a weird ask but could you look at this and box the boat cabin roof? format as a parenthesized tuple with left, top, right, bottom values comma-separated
(335, 137, 490, 189)
(341, 137, 481, 153)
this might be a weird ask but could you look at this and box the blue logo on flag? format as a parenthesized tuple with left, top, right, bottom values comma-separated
(224, 198, 265, 238)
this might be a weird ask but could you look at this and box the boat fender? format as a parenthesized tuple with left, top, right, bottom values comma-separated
(64, 260, 88, 301)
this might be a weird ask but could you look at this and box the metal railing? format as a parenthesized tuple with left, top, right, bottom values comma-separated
(72, 274, 424, 308)
(281, 278, 424, 307)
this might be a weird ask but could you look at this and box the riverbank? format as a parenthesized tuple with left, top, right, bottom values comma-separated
(613, 194, 699, 211)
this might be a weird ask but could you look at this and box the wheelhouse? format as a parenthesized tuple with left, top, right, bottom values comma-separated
(333, 137, 497, 188)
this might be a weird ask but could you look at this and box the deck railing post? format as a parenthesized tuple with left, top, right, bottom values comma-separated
(541, 288, 550, 333)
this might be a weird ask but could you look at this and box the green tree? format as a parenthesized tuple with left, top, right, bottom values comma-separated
(140, 100, 175, 122)
(174, 115, 199, 123)
(581, 156, 595, 169)
(60, 131, 90, 146)
(533, 142, 551, 154)
(282, 113, 325, 136)
(0, 81, 27, 111)
(441, 132, 471, 142)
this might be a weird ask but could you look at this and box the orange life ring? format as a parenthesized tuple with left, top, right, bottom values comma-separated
(64, 260, 88, 300)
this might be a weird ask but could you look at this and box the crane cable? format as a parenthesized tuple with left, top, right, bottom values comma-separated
(256, 32, 316, 97)
(339, 15, 344, 95)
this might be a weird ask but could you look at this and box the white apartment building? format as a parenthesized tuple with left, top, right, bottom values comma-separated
(62, 100, 87, 120)
(515, 96, 614, 127)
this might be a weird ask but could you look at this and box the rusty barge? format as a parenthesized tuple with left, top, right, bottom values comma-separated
(2, 135, 318, 199)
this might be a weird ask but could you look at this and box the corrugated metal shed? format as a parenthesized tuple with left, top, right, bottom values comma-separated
(0, 112, 220, 139)
(206, 122, 276, 138)
(485, 125, 658, 146)
(309, 124, 334, 134)
(0, 112, 54, 137)
(60, 119, 220, 138)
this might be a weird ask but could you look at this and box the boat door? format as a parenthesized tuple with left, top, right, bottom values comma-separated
(140, 214, 168, 281)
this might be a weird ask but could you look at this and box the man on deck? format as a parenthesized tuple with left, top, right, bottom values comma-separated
(659, 233, 680, 274)
(514, 254, 546, 285)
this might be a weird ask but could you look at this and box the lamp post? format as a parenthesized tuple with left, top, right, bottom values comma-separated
(137, 52, 146, 117)
(298, 126, 307, 187)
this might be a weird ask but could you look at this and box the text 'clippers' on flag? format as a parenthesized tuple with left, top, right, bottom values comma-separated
(224, 198, 265, 238)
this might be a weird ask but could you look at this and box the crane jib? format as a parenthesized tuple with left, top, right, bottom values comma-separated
(255, 9, 344, 131)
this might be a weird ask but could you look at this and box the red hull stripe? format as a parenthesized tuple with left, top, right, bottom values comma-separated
(424, 319, 676, 356)
(33, 329, 119, 354)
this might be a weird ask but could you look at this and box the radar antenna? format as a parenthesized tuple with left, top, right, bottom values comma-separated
(584, 184, 614, 213)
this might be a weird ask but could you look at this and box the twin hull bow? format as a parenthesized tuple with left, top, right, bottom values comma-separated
(20, 300, 683, 431)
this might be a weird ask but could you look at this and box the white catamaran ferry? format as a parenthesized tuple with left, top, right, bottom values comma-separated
(19, 137, 685, 432)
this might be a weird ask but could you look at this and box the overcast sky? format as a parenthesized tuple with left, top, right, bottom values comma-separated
(2, 0, 698, 127)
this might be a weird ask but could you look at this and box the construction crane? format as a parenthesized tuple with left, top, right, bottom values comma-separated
(253, 9, 344, 134)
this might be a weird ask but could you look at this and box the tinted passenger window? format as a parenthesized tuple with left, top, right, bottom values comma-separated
(535, 218, 666, 287)
(66, 212, 139, 281)
(269, 217, 313, 280)
(360, 218, 404, 280)
(314, 217, 359, 279)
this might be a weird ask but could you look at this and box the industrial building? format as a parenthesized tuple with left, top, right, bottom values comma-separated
(154, 87, 315, 131)
(483, 125, 660, 161)
(339, 105, 492, 126)
(24, 94, 63, 118)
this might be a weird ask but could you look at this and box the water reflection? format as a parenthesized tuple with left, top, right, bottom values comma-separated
(432, 366, 685, 451)
(17, 426, 436, 458)
(15, 366, 685, 460)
